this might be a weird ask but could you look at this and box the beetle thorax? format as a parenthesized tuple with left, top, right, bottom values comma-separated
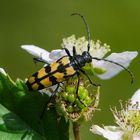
(74, 51, 92, 67)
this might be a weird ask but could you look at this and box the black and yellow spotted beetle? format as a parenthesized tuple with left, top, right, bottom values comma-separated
(26, 13, 134, 107)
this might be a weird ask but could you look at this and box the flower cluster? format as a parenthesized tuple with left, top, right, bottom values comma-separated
(55, 76, 100, 122)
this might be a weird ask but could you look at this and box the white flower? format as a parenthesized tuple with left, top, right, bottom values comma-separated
(90, 89, 140, 140)
(21, 35, 138, 80)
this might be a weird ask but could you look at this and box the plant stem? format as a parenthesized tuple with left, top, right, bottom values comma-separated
(73, 122, 81, 140)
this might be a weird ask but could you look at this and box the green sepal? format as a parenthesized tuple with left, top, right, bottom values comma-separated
(93, 67, 106, 74)
(83, 63, 106, 75)
(82, 63, 95, 76)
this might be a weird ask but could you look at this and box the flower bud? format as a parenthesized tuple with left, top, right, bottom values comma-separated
(61, 92, 68, 100)
(67, 105, 74, 113)
(56, 77, 100, 122)
(83, 96, 92, 106)
(75, 99, 85, 109)
(67, 93, 76, 103)
(78, 86, 89, 100)
(66, 86, 76, 93)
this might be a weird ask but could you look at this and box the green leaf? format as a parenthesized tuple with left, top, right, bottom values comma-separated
(42, 108, 69, 140)
(0, 104, 43, 140)
(0, 70, 69, 140)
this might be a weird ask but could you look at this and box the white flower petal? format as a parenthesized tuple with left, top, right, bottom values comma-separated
(93, 51, 138, 79)
(90, 125, 123, 140)
(21, 45, 53, 63)
(128, 89, 140, 110)
(0, 68, 7, 76)
(49, 49, 66, 61)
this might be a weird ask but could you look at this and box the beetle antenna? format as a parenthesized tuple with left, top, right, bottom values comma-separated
(92, 57, 134, 84)
(71, 13, 91, 52)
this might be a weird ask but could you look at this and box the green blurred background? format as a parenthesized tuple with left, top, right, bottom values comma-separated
(0, 0, 139, 139)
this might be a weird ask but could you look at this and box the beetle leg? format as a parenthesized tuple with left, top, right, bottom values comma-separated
(33, 57, 49, 65)
(79, 69, 101, 87)
(72, 46, 77, 55)
(75, 72, 86, 106)
(40, 84, 60, 119)
(76, 72, 80, 96)
(62, 47, 72, 57)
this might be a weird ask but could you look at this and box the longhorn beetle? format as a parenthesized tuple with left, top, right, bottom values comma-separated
(26, 13, 134, 117)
